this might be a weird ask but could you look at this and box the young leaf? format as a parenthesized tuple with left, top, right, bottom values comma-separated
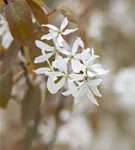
(21, 84, 41, 124)
(5, 0, 34, 45)
(56, 5, 79, 24)
(26, 0, 48, 25)
(0, 68, 12, 108)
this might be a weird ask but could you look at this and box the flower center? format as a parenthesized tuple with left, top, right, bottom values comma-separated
(49, 67, 53, 72)
(58, 30, 61, 34)
(54, 49, 59, 54)
(84, 76, 88, 81)
(86, 66, 92, 71)
(69, 55, 74, 60)
(64, 73, 69, 78)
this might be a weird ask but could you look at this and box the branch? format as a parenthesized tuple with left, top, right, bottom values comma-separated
(20, 46, 31, 86)
(47, 9, 56, 16)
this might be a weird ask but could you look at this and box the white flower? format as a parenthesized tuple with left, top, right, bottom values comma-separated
(46, 57, 79, 94)
(41, 17, 78, 46)
(45, 57, 69, 94)
(62, 38, 100, 74)
(61, 37, 88, 73)
(80, 50, 109, 78)
(34, 39, 68, 64)
(75, 79, 102, 106)
(61, 73, 102, 106)
(33, 18, 109, 106)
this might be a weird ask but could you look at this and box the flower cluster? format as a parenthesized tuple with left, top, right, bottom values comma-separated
(34, 17, 109, 106)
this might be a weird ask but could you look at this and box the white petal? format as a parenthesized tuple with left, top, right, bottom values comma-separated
(56, 77, 66, 89)
(53, 58, 68, 73)
(59, 47, 70, 55)
(91, 85, 102, 97)
(47, 77, 57, 94)
(34, 67, 50, 74)
(35, 40, 54, 52)
(88, 79, 102, 97)
(87, 89, 99, 106)
(69, 73, 85, 81)
(57, 35, 64, 47)
(72, 38, 80, 54)
(60, 17, 68, 31)
(54, 39, 70, 55)
(72, 37, 84, 54)
(62, 40, 71, 50)
(62, 28, 78, 35)
(34, 53, 53, 63)
(92, 64, 109, 75)
(87, 70, 95, 77)
(77, 83, 87, 97)
(34, 55, 46, 63)
(42, 24, 58, 31)
(87, 57, 95, 66)
(46, 71, 63, 77)
(45, 52, 54, 59)
(47, 77, 66, 94)
(41, 31, 57, 40)
(68, 80, 78, 97)
(71, 59, 83, 73)
(75, 48, 90, 61)
(62, 90, 71, 96)
(89, 79, 102, 86)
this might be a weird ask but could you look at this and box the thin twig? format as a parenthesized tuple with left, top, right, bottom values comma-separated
(47, 9, 56, 16)
(20, 46, 31, 86)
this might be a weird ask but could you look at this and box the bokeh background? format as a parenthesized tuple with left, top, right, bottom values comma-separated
(1, 0, 135, 150)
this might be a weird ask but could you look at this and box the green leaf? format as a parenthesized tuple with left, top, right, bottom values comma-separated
(56, 5, 79, 24)
(21, 84, 41, 124)
(5, 0, 34, 45)
(0, 40, 20, 75)
(0, 68, 12, 108)
(26, 0, 48, 25)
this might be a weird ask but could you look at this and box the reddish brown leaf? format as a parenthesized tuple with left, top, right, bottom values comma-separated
(0, 68, 12, 108)
(5, 0, 34, 45)
(0, 40, 20, 76)
(56, 5, 79, 24)
(26, 0, 48, 25)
